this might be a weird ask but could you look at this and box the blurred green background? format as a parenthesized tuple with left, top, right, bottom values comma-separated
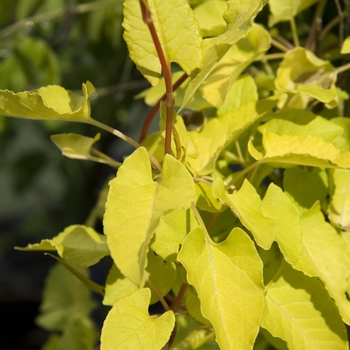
(0, 0, 149, 348)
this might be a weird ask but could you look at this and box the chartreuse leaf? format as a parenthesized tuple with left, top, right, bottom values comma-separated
(195, 181, 225, 213)
(341, 36, 350, 54)
(104, 147, 195, 287)
(51, 133, 121, 167)
(17, 225, 109, 267)
(193, 0, 227, 37)
(181, 0, 267, 109)
(103, 264, 138, 306)
(187, 98, 275, 175)
(103, 250, 176, 306)
(0, 82, 94, 121)
(185, 287, 211, 326)
(328, 169, 350, 231)
(275, 48, 337, 107)
(122, 0, 202, 86)
(249, 132, 350, 169)
(283, 167, 328, 212)
(178, 227, 264, 349)
(200, 23, 270, 107)
(100, 288, 175, 350)
(295, 203, 350, 324)
(217, 74, 258, 116)
(36, 263, 96, 331)
(258, 109, 343, 143)
(213, 177, 275, 250)
(151, 208, 199, 262)
(261, 183, 303, 265)
(332, 117, 350, 151)
(268, 0, 320, 26)
(261, 259, 348, 350)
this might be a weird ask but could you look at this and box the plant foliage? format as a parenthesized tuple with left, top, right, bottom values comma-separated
(2, 0, 350, 349)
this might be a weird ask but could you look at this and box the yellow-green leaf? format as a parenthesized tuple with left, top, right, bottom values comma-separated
(328, 169, 350, 231)
(261, 260, 348, 350)
(187, 98, 275, 175)
(122, 0, 202, 86)
(262, 184, 303, 265)
(0, 82, 94, 121)
(16, 225, 109, 267)
(193, 0, 227, 38)
(103, 263, 138, 306)
(200, 23, 270, 107)
(51, 133, 120, 167)
(181, 0, 267, 109)
(100, 288, 175, 350)
(213, 177, 275, 250)
(258, 109, 343, 143)
(283, 167, 328, 212)
(151, 208, 199, 262)
(341, 36, 350, 54)
(295, 203, 350, 324)
(275, 47, 337, 107)
(178, 227, 264, 349)
(104, 147, 195, 287)
(249, 132, 350, 169)
(268, 0, 320, 26)
(217, 74, 258, 116)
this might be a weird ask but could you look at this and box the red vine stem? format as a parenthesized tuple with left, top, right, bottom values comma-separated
(139, 72, 189, 143)
(140, 0, 174, 155)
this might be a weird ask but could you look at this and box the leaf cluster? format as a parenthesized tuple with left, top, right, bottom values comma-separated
(2, 0, 350, 349)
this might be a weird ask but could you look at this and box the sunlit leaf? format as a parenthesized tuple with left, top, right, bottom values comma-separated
(104, 147, 195, 287)
(332, 117, 350, 151)
(249, 132, 350, 169)
(151, 208, 199, 262)
(328, 169, 350, 231)
(217, 74, 258, 116)
(187, 98, 275, 175)
(295, 203, 350, 324)
(193, 0, 227, 37)
(103, 264, 138, 306)
(122, 0, 202, 86)
(17, 225, 109, 267)
(213, 177, 275, 250)
(178, 227, 264, 349)
(51, 225, 109, 267)
(261, 259, 348, 350)
(0, 82, 94, 121)
(275, 48, 337, 107)
(100, 288, 175, 350)
(262, 183, 303, 265)
(268, 0, 320, 26)
(181, 0, 267, 109)
(259, 109, 343, 143)
(200, 23, 270, 107)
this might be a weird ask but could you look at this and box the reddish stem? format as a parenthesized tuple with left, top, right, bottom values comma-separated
(172, 282, 188, 313)
(139, 72, 189, 143)
(140, 0, 175, 155)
